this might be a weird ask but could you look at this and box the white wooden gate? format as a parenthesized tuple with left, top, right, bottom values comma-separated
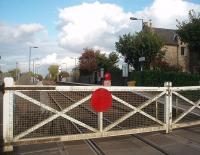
(3, 78, 200, 152)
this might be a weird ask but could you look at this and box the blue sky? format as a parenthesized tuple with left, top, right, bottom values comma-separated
(0, 0, 153, 37)
(0, 0, 200, 74)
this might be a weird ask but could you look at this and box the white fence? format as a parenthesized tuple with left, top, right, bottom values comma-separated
(3, 78, 200, 152)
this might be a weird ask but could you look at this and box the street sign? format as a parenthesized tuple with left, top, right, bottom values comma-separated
(100, 68, 104, 78)
(122, 63, 128, 77)
(58, 66, 62, 73)
(91, 88, 112, 112)
(139, 57, 145, 62)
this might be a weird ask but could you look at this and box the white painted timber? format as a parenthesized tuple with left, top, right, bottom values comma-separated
(3, 77, 14, 152)
(14, 92, 97, 140)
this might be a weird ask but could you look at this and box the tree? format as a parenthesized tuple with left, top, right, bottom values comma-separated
(108, 52, 119, 68)
(48, 65, 59, 80)
(79, 48, 97, 75)
(8, 68, 20, 79)
(115, 31, 164, 71)
(95, 51, 119, 71)
(35, 74, 43, 81)
(79, 48, 119, 73)
(151, 58, 182, 72)
(177, 10, 200, 53)
(176, 10, 200, 73)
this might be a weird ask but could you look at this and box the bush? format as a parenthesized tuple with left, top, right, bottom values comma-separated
(110, 67, 124, 86)
(151, 58, 182, 72)
(130, 70, 200, 86)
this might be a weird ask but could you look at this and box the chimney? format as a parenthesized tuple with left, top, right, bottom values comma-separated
(149, 19, 152, 28)
(143, 22, 149, 27)
(149, 19, 153, 32)
(143, 20, 153, 32)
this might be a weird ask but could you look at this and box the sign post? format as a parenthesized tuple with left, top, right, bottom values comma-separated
(103, 72, 111, 86)
(57, 66, 62, 82)
(122, 63, 128, 86)
(91, 72, 112, 132)
(91, 88, 112, 132)
(139, 57, 145, 71)
(100, 68, 104, 84)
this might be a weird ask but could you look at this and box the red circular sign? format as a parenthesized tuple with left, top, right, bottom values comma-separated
(104, 72, 111, 80)
(91, 88, 112, 112)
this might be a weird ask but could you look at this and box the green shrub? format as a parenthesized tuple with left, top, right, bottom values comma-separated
(130, 70, 200, 86)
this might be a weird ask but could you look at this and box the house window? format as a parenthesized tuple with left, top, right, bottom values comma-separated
(181, 47, 185, 56)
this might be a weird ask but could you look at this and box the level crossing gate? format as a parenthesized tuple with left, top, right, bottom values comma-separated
(3, 78, 200, 152)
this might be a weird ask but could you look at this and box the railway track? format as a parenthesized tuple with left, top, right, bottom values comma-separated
(49, 91, 170, 155)
(47, 92, 106, 155)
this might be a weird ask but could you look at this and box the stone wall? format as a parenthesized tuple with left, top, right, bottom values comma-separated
(163, 44, 189, 72)
(163, 45, 178, 66)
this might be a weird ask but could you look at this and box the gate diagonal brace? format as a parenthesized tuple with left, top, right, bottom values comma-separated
(104, 91, 166, 132)
(14, 92, 97, 140)
(172, 91, 200, 124)
(172, 92, 200, 110)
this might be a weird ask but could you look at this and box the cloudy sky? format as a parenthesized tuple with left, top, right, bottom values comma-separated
(0, 0, 200, 75)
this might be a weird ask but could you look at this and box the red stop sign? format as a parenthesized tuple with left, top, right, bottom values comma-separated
(91, 88, 112, 112)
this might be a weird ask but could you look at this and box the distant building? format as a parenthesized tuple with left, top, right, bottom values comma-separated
(144, 22, 199, 73)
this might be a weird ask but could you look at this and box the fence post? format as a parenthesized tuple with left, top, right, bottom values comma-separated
(3, 77, 14, 152)
(98, 112, 103, 132)
(164, 82, 172, 133)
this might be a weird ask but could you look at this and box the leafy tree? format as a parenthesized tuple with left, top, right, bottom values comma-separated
(176, 10, 200, 72)
(79, 48, 98, 75)
(115, 31, 164, 71)
(48, 65, 59, 80)
(108, 52, 119, 68)
(8, 68, 20, 79)
(177, 10, 200, 53)
(79, 48, 119, 83)
(34, 74, 43, 81)
(151, 58, 182, 72)
(95, 51, 119, 71)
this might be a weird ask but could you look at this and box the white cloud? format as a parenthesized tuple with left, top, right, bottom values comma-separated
(0, 22, 64, 73)
(0, 23, 44, 43)
(57, 1, 134, 53)
(32, 53, 76, 75)
(1, 0, 200, 75)
(134, 0, 200, 28)
(57, 0, 200, 56)
(39, 53, 77, 69)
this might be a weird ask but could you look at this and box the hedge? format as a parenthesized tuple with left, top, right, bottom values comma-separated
(130, 70, 200, 86)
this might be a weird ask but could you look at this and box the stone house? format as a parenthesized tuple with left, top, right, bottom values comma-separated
(152, 27, 190, 72)
(142, 21, 195, 72)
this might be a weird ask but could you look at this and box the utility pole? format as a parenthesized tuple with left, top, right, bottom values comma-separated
(16, 62, 18, 81)
(29, 46, 38, 72)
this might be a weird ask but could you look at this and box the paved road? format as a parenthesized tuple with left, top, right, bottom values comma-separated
(1, 126, 200, 155)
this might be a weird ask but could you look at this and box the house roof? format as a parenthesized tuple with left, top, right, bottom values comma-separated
(152, 27, 178, 46)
